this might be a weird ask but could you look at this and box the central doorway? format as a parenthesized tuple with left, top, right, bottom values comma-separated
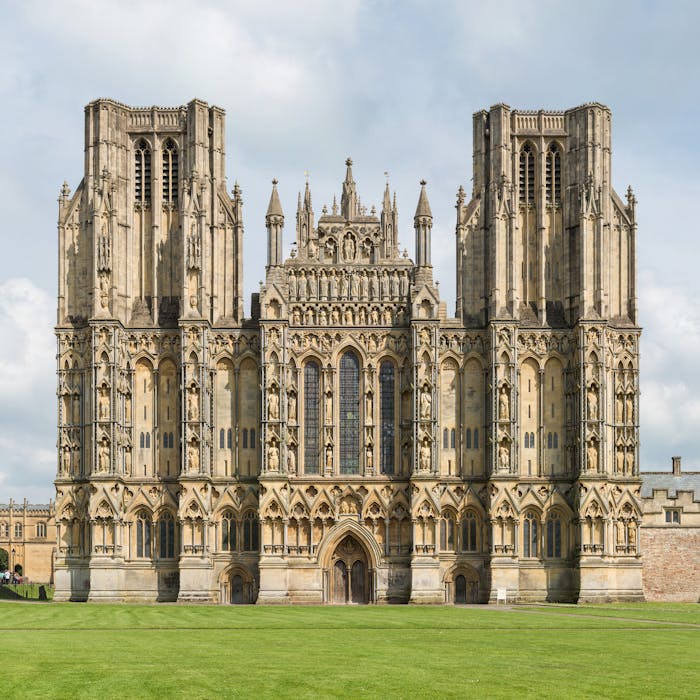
(331, 535, 368, 604)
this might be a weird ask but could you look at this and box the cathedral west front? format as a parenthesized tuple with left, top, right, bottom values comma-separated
(54, 99, 643, 604)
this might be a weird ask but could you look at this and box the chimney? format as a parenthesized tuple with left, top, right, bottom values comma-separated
(672, 456, 681, 475)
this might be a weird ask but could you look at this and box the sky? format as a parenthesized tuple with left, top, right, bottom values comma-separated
(1, 0, 698, 502)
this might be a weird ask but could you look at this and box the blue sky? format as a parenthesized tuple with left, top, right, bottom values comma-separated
(1, 0, 698, 501)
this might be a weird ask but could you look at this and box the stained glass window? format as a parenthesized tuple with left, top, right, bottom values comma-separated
(339, 351, 360, 474)
(380, 361, 395, 474)
(304, 361, 320, 474)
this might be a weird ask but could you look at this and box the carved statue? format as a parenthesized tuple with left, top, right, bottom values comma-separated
(287, 447, 296, 474)
(615, 394, 624, 423)
(187, 388, 199, 421)
(350, 272, 360, 300)
(627, 519, 637, 547)
(587, 386, 598, 420)
(98, 388, 110, 420)
(419, 440, 431, 470)
(343, 235, 355, 261)
(365, 391, 373, 421)
(268, 442, 279, 470)
(288, 393, 297, 422)
(308, 238, 318, 259)
(498, 441, 509, 470)
(319, 272, 328, 299)
(366, 445, 373, 471)
(587, 440, 598, 471)
(325, 444, 333, 469)
(325, 392, 333, 422)
(420, 386, 432, 420)
(360, 272, 369, 299)
(616, 520, 625, 546)
(331, 308, 340, 324)
(616, 447, 624, 474)
(188, 442, 199, 472)
(268, 389, 279, 420)
(98, 439, 109, 473)
(625, 450, 634, 476)
(498, 386, 510, 421)
(61, 446, 71, 475)
(288, 271, 297, 300)
(339, 273, 348, 299)
(625, 393, 634, 422)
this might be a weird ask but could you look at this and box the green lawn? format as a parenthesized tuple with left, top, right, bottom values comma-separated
(0, 603, 698, 699)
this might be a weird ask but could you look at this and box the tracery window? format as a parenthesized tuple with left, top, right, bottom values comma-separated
(379, 360, 395, 474)
(461, 512, 478, 552)
(523, 511, 538, 558)
(519, 143, 535, 205)
(546, 512, 562, 558)
(134, 139, 151, 204)
(546, 143, 561, 205)
(304, 361, 321, 474)
(243, 512, 259, 552)
(440, 513, 456, 551)
(36, 522, 47, 538)
(158, 513, 176, 559)
(0, 522, 7, 537)
(222, 511, 237, 551)
(14, 523, 22, 538)
(136, 512, 152, 558)
(162, 139, 178, 204)
(339, 351, 360, 474)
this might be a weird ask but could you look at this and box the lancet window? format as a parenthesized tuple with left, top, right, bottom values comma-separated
(162, 139, 178, 204)
(339, 351, 360, 474)
(546, 143, 561, 205)
(379, 360, 395, 474)
(303, 361, 321, 474)
(519, 143, 535, 205)
(134, 139, 151, 204)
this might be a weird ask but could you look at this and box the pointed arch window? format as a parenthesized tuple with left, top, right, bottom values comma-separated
(227, 428, 232, 449)
(339, 351, 360, 474)
(440, 513, 456, 551)
(303, 361, 321, 474)
(136, 511, 152, 558)
(134, 139, 151, 204)
(220, 429, 225, 449)
(523, 511, 539, 558)
(474, 429, 479, 450)
(222, 511, 237, 551)
(546, 512, 562, 558)
(162, 139, 178, 204)
(379, 360, 395, 474)
(546, 143, 561, 205)
(519, 143, 535, 205)
(158, 513, 176, 559)
(243, 512, 259, 552)
(461, 512, 478, 552)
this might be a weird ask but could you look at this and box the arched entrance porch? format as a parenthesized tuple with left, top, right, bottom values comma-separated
(318, 521, 381, 604)
(219, 565, 256, 604)
(446, 564, 481, 604)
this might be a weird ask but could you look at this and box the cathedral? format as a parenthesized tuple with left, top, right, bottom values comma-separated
(54, 99, 643, 604)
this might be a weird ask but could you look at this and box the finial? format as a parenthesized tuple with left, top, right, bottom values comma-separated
(384, 170, 389, 184)
(60, 181, 71, 199)
(420, 179, 427, 187)
(346, 157, 353, 167)
(272, 178, 278, 186)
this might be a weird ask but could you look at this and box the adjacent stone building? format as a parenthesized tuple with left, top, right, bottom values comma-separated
(0, 500, 56, 582)
(641, 457, 700, 602)
(54, 99, 645, 603)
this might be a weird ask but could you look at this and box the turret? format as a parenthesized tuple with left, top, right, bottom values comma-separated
(380, 180, 398, 258)
(266, 179, 284, 268)
(296, 179, 314, 252)
(414, 179, 432, 268)
(340, 157, 358, 219)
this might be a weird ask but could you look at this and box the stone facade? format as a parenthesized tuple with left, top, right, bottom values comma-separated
(641, 457, 700, 602)
(54, 99, 644, 603)
(0, 500, 56, 582)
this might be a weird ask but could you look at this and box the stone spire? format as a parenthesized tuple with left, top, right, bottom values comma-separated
(266, 179, 284, 267)
(296, 176, 314, 250)
(414, 179, 432, 267)
(341, 157, 358, 220)
(381, 178, 398, 259)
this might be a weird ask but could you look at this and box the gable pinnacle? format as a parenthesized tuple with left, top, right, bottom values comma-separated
(266, 178, 283, 217)
(415, 179, 432, 218)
